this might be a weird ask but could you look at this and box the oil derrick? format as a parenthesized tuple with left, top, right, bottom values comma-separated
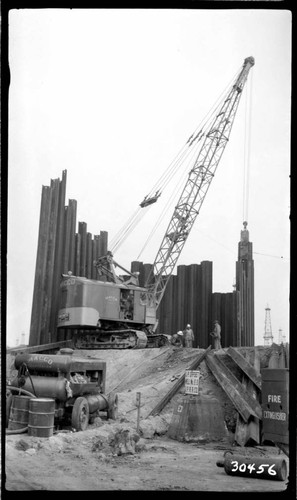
(235, 221, 255, 346)
(263, 305, 273, 346)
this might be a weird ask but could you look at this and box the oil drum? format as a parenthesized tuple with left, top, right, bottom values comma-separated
(28, 398, 55, 438)
(8, 395, 31, 430)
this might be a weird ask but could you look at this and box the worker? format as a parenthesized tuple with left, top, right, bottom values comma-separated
(183, 324, 194, 348)
(171, 331, 184, 347)
(209, 320, 222, 350)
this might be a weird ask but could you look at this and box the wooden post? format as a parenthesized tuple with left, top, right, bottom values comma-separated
(136, 392, 141, 432)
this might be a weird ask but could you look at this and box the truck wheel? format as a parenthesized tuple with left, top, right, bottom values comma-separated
(107, 392, 118, 420)
(71, 397, 90, 431)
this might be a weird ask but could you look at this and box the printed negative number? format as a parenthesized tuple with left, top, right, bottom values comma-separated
(231, 461, 276, 475)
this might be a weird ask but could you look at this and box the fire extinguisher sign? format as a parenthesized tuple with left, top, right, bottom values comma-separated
(185, 370, 200, 395)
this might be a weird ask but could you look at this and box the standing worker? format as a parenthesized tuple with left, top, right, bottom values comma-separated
(209, 320, 222, 350)
(183, 324, 194, 348)
(171, 331, 184, 347)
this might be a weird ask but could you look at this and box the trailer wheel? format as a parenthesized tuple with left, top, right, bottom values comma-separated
(71, 397, 90, 431)
(107, 392, 118, 420)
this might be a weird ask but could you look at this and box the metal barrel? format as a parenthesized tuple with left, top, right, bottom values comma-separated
(8, 395, 31, 430)
(223, 454, 287, 481)
(28, 398, 55, 438)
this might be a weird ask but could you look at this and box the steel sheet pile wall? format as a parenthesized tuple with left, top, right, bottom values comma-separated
(29, 170, 108, 346)
(211, 292, 238, 348)
(132, 261, 213, 348)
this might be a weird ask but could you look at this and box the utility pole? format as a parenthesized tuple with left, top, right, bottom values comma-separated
(263, 305, 273, 346)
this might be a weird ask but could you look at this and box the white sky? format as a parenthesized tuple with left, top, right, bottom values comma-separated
(7, 9, 291, 347)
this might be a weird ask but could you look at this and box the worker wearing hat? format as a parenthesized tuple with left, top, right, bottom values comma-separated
(183, 324, 194, 348)
(171, 330, 184, 347)
(209, 320, 222, 350)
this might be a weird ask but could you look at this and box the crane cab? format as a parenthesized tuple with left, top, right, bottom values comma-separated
(57, 274, 156, 330)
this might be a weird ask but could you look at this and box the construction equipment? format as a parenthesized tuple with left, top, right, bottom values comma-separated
(7, 349, 118, 431)
(57, 56, 255, 349)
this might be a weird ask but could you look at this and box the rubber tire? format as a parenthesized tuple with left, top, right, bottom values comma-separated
(6, 394, 13, 428)
(107, 392, 118, 420)
(71, 397, 90, 431)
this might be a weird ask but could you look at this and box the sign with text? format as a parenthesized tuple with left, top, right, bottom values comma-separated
(185, 370, 201, 395)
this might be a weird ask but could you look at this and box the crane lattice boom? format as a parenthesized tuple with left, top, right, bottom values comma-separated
(146, 56, 255, 309)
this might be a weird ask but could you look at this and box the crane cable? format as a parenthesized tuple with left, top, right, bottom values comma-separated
(136, 67, 242, 260)
(242, 69, 253, 222)
(110, 66, 242, 255)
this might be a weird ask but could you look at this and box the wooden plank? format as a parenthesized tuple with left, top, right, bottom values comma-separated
(235, 374, 260, 446)
(147, 346, 212, 417)
(7, 340, 74, 354)
(226, 346, 262, 389)
(205, 352, 262, 422)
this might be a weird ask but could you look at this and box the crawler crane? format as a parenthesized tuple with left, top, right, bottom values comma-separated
(57, 56, 255, 349)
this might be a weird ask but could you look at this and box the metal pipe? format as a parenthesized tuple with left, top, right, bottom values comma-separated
(6, 386, 36, 398)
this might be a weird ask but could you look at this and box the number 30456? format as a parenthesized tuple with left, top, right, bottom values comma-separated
(231, 461, 276, 475)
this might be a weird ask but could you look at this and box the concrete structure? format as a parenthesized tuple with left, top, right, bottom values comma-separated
(235, 222, 255, 346)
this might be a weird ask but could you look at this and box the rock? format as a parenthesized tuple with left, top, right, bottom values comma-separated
(150, 415, 169, 435)
(39, 436, 64, 453)
(110, 428, 140, 456)
(135, 438, 147, 452)
(139, 419, 155, 439)
(91, 417, 103, 427)
(25, 448, 36, 455)
(15, 439, 31, 451)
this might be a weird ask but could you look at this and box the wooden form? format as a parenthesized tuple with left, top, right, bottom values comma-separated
(226, 346, 262, 389)
(234, 347, 261, 446)
(147, 346, 212, 417)
(7, 340, 74, 355)
(205, 351, 262, 422)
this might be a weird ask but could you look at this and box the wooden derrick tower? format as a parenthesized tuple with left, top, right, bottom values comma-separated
(263, 305, 273, 346)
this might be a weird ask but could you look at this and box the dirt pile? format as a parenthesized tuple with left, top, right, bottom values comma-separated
(6, 345, 271, 436)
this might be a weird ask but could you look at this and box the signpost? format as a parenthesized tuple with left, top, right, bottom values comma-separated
(185, 370, 201, 395)
(136, 392, 141, 432)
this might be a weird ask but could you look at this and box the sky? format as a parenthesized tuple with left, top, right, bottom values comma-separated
(7, 8, 291, 347)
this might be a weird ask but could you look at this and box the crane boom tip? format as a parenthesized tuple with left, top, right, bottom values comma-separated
(244, 56, 255, 66)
